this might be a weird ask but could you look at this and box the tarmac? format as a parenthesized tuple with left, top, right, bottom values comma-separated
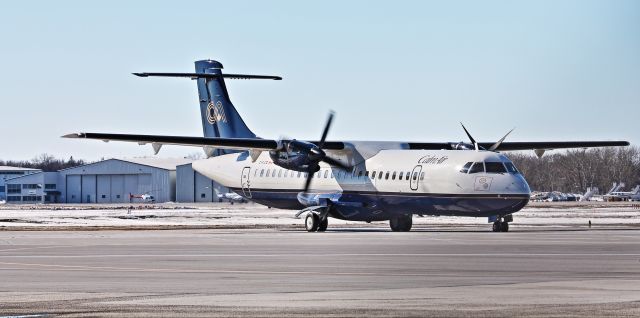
(1, 226, 639, 317)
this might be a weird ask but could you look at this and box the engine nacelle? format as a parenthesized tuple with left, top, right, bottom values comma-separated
(268, 139, 324, 172)
(450, 142, 485, 150)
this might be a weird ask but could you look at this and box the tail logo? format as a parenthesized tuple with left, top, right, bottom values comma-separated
(207, 101, 228, 124)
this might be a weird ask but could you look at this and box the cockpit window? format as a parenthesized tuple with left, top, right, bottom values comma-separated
(468, 162, 484, 174)
(485, 162, 507, 173)
(504, 162, 519, 174)
(459, 162, 473, 173)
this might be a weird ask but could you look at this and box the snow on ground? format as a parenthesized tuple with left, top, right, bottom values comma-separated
(0, 202, 639, 230)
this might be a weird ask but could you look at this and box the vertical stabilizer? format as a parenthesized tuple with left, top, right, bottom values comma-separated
(195, 60, 257, 140)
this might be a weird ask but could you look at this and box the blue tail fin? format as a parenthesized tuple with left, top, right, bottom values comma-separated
(195, 60, 257, 140)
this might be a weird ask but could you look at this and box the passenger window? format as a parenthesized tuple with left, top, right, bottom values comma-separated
(392, 171, 396, 180)
(406, 172, 411, 180)
(372, 171, 377, 179)
(420, 172, 425, 180)
(254, 170, 258, 177)
(385, 172, 389, 180)
(412, 172, 418, 180)
(398, 171, 403, 180)
(284, 170, 288, 177)
(379, 172, 383, 179)
(278, 170, 282, 178)
(468, 162, 485, 174)
(297, 171, 302, 178)
(304, 172, 308, 178)
(459, 162, 473, 173)
(330, 171, 334, 178)
(365, 171, 369, 178)
(324, 170, 328, 178)
(485, 162, 507, 173)
(260, 169, 264, 177)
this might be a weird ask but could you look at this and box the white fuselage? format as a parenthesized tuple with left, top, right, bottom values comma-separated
(192, 148, 531, 220)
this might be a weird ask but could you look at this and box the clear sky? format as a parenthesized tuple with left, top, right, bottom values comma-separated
(1, 0, 638, 161)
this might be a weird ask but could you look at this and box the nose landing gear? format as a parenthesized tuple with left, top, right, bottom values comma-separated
(490, 214, 512, 232)
(492, 221, 509, 232)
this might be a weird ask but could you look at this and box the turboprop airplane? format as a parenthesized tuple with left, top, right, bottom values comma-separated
(63, 60, 629, 232)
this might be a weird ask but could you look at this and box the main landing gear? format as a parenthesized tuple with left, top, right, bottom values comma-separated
(389, 214, 412, 232)
(490, 214, 513, 232)
(305, 212, 328, 232)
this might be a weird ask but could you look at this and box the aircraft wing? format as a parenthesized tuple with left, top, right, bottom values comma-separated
(475, 141, 629, 151)
(64, 133, 627, 153)
(62, 133, 345, 151)
(407, 141, 629, 151)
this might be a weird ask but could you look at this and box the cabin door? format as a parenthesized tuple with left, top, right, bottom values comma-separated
(410, 165, 422, 191)
(241, 167, 252, 198)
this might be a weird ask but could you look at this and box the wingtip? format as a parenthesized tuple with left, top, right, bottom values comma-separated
(61, 133, 83, 138)
(132, 72, 148, 77)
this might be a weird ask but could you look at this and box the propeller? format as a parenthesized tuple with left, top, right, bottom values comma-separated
(459, 123, 515, 152)
(488, 128, 515, 151)
(299, 111, 349, 193)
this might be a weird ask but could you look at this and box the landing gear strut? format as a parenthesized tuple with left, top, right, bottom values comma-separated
(390, 214, 412, 232)
(305, 212, 328, 232)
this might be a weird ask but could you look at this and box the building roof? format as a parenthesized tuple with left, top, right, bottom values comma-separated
(3, 171, 44, 182)
(58, 157, 195, 172)
(0, 166, 41, 172)
(117, 157, 194, 170)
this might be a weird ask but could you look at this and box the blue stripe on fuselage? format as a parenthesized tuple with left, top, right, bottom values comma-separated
(229, 188, 529, 221)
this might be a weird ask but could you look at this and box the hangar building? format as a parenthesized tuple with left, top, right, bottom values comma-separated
(3, 158, 192, 204)
(0, 166, 42, 201)
(176, 163, 227, 202)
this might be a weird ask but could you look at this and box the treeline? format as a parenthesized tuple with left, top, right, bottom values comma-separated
(509, 146, 640, 194)
(2, 150, 639, 194)
(0, 154, 88, 172)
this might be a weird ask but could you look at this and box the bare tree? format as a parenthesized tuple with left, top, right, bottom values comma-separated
(509, 146, 640, 193)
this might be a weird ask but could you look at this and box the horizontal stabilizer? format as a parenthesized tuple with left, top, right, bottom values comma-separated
(132, 72, 282, 80)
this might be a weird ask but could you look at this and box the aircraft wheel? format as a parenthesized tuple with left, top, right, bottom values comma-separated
(305, 212, 319, 232)
(390, 215, 412, 232)
(492, 221, 501, 232)
(501, 222, 509, 232)
(318, 217, 328, 232)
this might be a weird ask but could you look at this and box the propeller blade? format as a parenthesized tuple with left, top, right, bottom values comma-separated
(460, 123, 480, 151)
(303, 171, 314, 193)
(488, 128, 515, 151)
(460, 122, 476, 145)
(317, 111, 335, 149)
(322, 156, 350, 170)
